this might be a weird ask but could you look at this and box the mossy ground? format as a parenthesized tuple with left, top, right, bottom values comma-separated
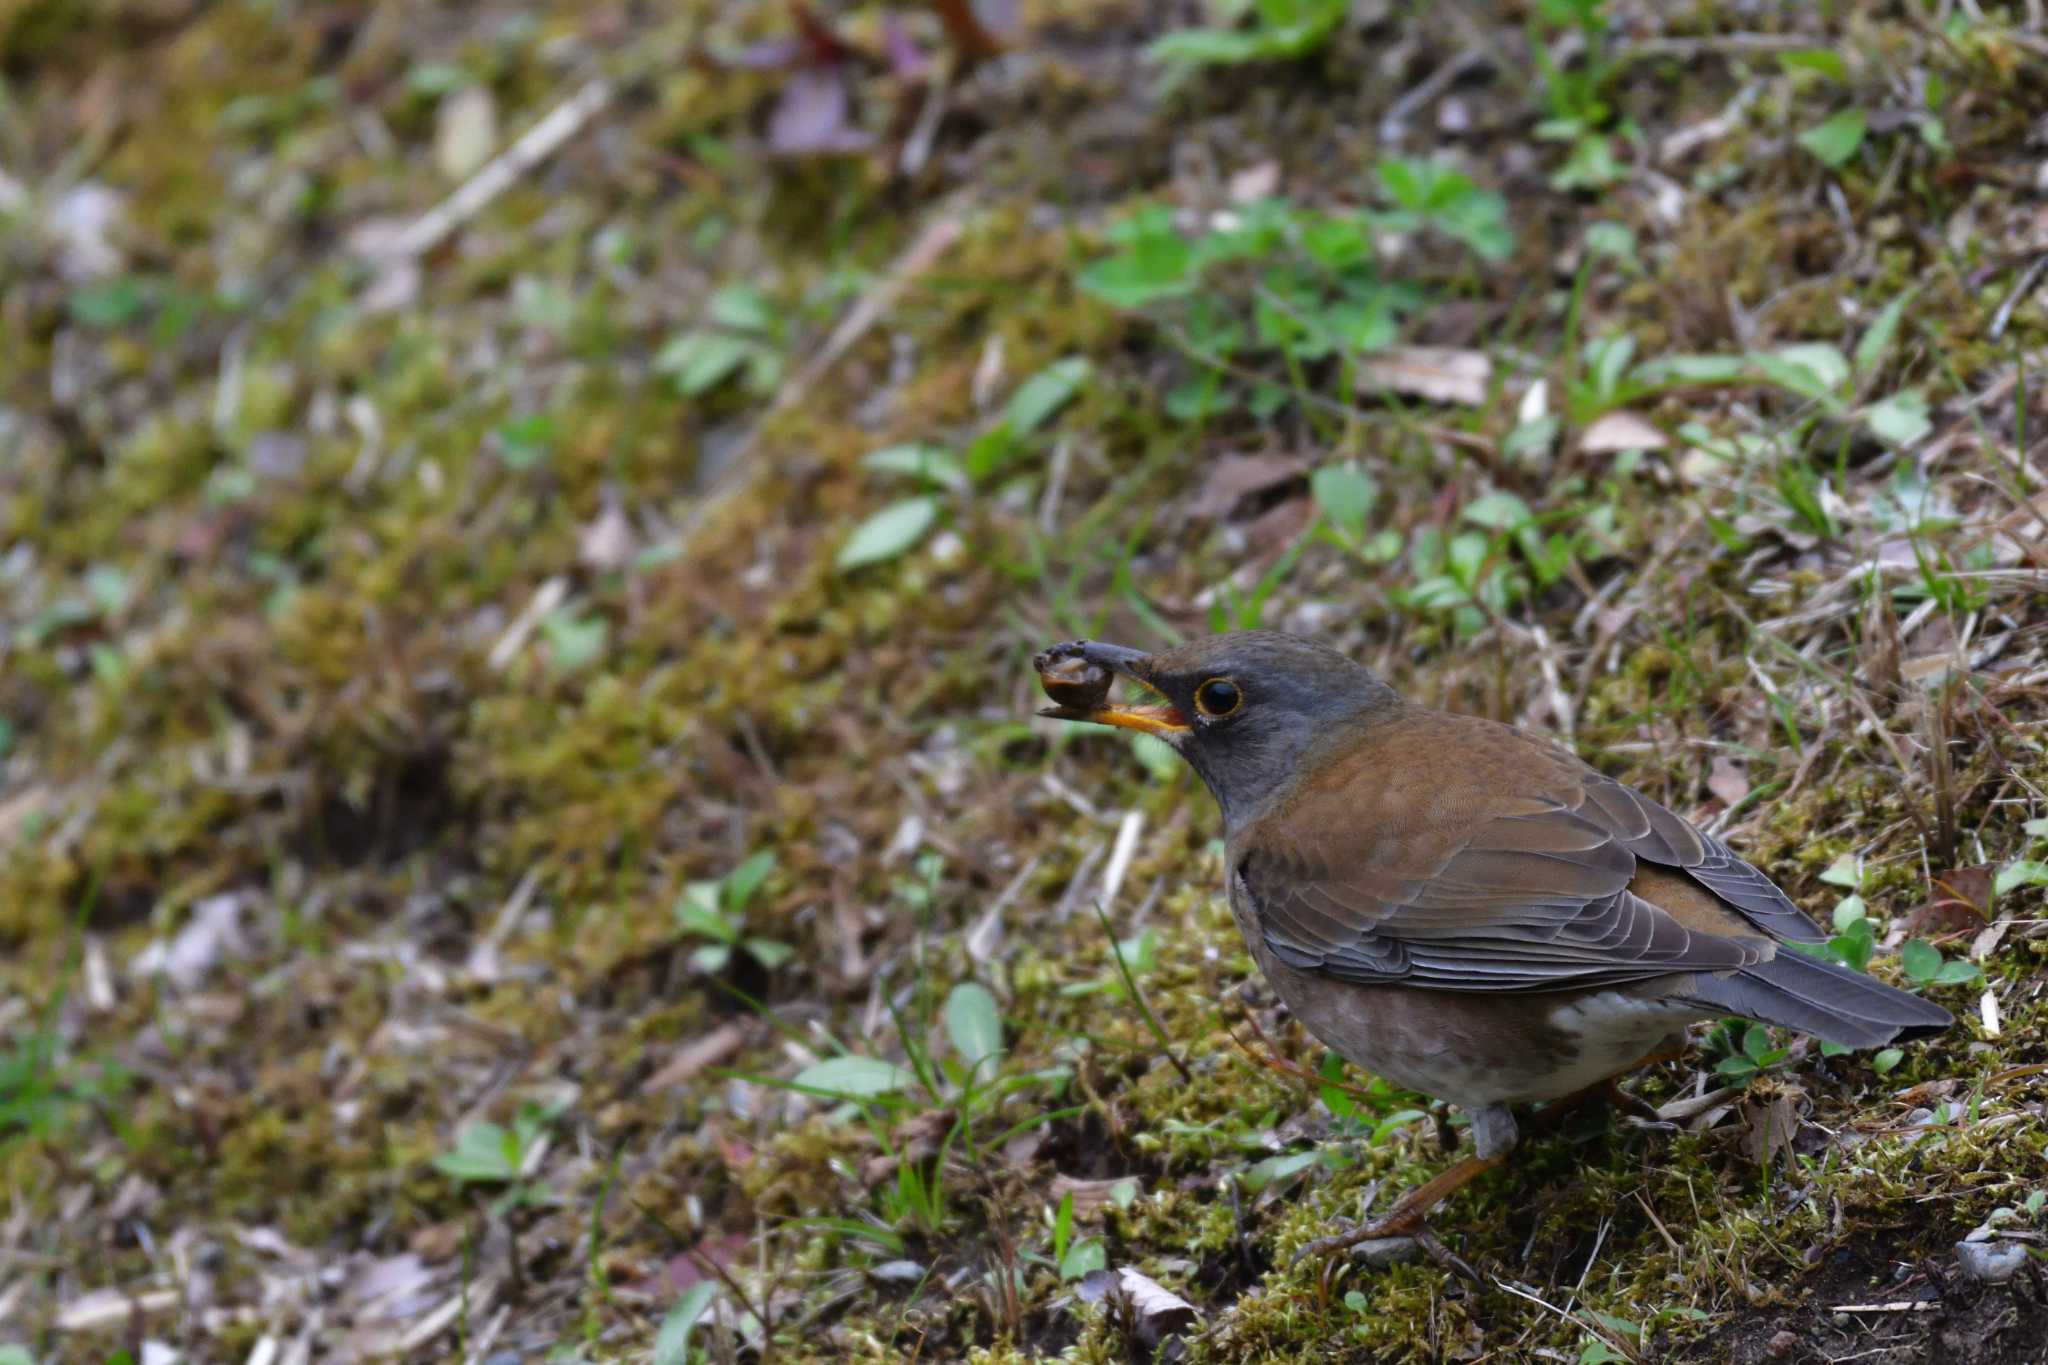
(2, 2, 2046, 1362)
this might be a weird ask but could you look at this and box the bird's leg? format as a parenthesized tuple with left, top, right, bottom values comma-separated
(1291, 1104, 1516, 1272)
(1292, 1153, 1505, 1271)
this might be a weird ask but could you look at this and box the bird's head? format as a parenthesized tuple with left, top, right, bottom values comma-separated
(1033, 631, 1402, 828)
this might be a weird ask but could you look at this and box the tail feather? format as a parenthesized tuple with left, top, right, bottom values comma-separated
(1687, 948, 1953, 1049)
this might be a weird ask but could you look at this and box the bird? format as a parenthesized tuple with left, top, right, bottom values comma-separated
(1033, 629, 1951, 1264)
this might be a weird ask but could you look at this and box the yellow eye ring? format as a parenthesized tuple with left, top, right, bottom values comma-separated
(1194, 678, 1242, 718)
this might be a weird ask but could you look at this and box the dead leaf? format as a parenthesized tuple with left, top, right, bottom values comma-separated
(1706, 756, 1750, 807)
(769, 68, 872, 156)
(434, 85, 498, 181)
(1901, 864, 1995, 936)
(1355, 346, 1491, 406)
(646, 1022, 748, 1091)
(1228, 160, 1281, 203)
(1049, 1174, 1137, 1221)
(1078, 1266, 1199, 1349)
(1580, 409, 1669, 453)
(1738, 1087, 1808, 1167)
(578, 494, 636, 573)
(1188, 453, 1306, 520)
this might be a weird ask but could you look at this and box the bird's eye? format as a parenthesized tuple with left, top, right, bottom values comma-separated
(1194, 678, 1242, 718)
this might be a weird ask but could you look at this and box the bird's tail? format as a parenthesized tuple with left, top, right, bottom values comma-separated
(1687, 947, 1953, 1049)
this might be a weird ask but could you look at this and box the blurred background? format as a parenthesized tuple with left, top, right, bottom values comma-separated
(2, 1, 2046, 1361)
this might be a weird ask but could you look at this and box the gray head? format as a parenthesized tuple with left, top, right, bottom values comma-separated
(1033, 630, 1403, 830)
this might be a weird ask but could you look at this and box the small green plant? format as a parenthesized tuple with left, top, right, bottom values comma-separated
(775, 979, 1077, 1237)
(1024, 1191, 1109, 1283)
(1706, 1020, 1790, 1083)
(651, 1282, 717, 1365)
(434, 1099, 564, 1214)
(0, 1032, 127, 1147)
(838, 358, 1090, 571)
(655, 283, 784, 397)
(675, 850, 791, 973)
(1575, 1306, 1709, 1363)
(1529, 0, 1631, 190)
(1078, 176, 1508, 420)
(1145, 0, 1347, 74)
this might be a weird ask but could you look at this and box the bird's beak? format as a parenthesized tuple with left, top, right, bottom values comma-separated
(1036, 641, 1192, 738)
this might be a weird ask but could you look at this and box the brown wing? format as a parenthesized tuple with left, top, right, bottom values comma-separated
(1235, 712, 1786, 993)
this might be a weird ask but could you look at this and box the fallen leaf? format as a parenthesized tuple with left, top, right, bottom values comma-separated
(1049, 1174, 1139, 1221)
(1738, 1087, 1808, 1167)
(1078, 1266, 1199, 1349)
(769, 68, 872, 155)
(1228, 160, 1280, 203)
(1356, 346, 1491, 406)
(1580, 409, 1669, 453)
(1188, 453, 1306, 520)
(579, 495, 636, 573)
(1706, 756, 1750, 807)
(434, 85, 498, 181)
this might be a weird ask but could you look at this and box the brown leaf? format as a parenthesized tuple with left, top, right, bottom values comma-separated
(1706, 756, 1750, 808)
(1079, 1267, 1199, 1348)
(1355, 346, 1490, 406)
(1048, 1174, 1136, 1221)
(1900, 863, 1995, 936)
(769, 68, 872, 156)
(1188, 453, 1306, 520)
(1738, 1086, 1807, 1167)
(1579, 409, 1668, 453)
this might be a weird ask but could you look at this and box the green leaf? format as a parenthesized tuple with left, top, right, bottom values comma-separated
(1742, 1024, 1774, 1063)
(708, 282, 773, 333)
(496, 413, 556, 469)
(723, 850, 776, 911)
(1583, 221, 1637, 265)
(653, 1282, 718, 1365)
(1932, 958, 1982, 986)
(1778, 49, 1847, 82)
(68, 278, 148, 328)
(0, 1346, 33, 1365)
(1077, 207, 1195, 309)
(689, 942, 733, 974)
(1762, 343, 1852, 398)
(540, 608, 607, 673)
(1311, 464, 1378, 542)
(962, 423, 1020, 482)
(435, 1122, 518, 1183)
(656, 332, 756, 395)
(1864, 390, 1931, 447)
(1993, 860, 2048, 898)
(792, 1056, 921, 1098)
(1798, 108, 1867, 169)
(675, 895, 735, 942)
(1004, 357, 1091, 437)
(1635, 353, 1748, 384)
(1853, 291, 1917, 375)
(1818, 854, 1864, 889)
(1715, 1054, 1758, 1079)
(836, 497, 939, 572)
(1899, 938, 1942, 983)
(1240, 1150, 1320, 1192)
(1059, 1237, 1107, 1280)
(862, 444, 969, 492)
(743, 938, 795, 970)
(1461, 491, 1533, 531)
(1832, 894, 1868, 931)
(943, 982, 1004, 1072)
(1871, 1047, 1904, 1076)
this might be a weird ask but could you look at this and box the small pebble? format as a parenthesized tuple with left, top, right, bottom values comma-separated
(1765, 1328, 1800, 1359)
